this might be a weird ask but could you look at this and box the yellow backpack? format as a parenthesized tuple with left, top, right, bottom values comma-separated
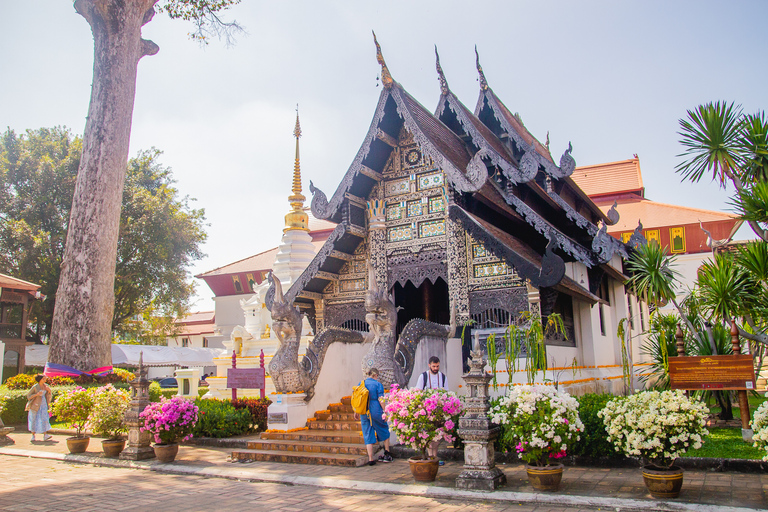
(351, 380, 369, 415)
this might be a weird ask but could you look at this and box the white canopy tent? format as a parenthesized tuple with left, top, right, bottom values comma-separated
(25, 344, 223, 369)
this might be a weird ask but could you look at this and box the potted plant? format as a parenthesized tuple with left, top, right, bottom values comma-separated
(88, 384, 131, 457)
(750, 401, 768, 460)
(490, 384, 583, 491)
(140, 395, 199, 462)
(600, 389, 709, 498)
(384, 386, 462, 482)
(50, 386, 95, 453)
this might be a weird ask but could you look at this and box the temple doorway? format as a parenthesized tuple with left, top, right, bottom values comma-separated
(393, 277, 450, 337)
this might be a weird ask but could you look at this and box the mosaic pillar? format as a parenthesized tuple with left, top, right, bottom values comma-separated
(313, 298, 325, 333)
(367, 198, 387, 286)
(446, 217, 470, 325)
(526, 281, 541, 320)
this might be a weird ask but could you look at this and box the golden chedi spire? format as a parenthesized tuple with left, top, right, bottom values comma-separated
(372, 31, 393, 89)
(285, 107, 309, 232)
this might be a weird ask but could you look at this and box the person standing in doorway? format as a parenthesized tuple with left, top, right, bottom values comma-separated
(415, 356, 447, 390)
(414, 356, 447, 463)
(353, 368, 393, 466)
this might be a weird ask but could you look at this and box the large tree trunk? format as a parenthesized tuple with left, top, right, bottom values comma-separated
(48, 0, 158, 371)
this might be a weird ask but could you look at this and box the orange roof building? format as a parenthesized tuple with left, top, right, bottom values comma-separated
(571, 157, 741, 255)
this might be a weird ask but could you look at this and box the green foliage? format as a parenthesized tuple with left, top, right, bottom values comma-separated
(158, 0, 243, 45)
(87, 384, 131, 439)
(639, 312, 680, 390)
(625, 243, 680, 305)
(503, 311, 563, 384)
(192, 398, 252, 438)
(486, 333, 499, 390)
(231, 397, 272, 433)
(0, 128, 207, 342)
(685, 428, 765, 460)
(4, 374, 36, 390)
(572, 393, 615, 458)
(111, 368, 135, 382)
(148, 381, 162, 403)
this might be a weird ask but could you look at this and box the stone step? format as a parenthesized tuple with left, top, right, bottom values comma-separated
(314, 411, 357, 421)
(329, 402, 354, 414)
(231, 448, 367, 467)
(260, 430, 365, 444)
(308, 420, 362, 431)
(246, 438, 368, 455)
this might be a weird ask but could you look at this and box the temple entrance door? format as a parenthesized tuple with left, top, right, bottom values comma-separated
(393, 277, 450, 338)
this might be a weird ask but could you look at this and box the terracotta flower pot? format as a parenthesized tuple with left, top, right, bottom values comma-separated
(642, 465, 684, 499)
(101, 438, 126, 458)
(154, 443, 179, 463)
(526, 463, 564, 491)
(408, 456, 439, 482)
(66, 436, 90, 454)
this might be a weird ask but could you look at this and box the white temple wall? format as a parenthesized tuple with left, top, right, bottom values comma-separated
(305, 341, 371, 415)
(214, 294, 252, 340)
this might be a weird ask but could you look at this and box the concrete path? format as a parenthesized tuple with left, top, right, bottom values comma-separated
(0, 432, 765, 512)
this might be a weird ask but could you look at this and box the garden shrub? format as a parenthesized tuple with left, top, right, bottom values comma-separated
(231, 397, 272, 433)
(572, 393, 616, 458)
(148, 381, 162, 402)
(5, 374, 36, 390)
(192, 398, 251, 438)
(48, 376, 75, 386)
(111, 368, 135, 382)
(0, 385, 79, 425)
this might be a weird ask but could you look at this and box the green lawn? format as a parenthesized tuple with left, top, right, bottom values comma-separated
(682, 428, 765, 460)
(706, 394, 767, 421)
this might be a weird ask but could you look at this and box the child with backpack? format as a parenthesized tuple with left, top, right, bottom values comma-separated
(352, 367, 393, 465)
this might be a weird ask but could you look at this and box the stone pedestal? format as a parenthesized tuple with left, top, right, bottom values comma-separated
(267, 393, 307, 431)
(455, 334, 506, 491)
(175, 368, 200, 398)
(120, 355, 155, 460)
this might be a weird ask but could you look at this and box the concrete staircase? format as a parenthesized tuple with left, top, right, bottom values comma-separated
(230, 396, 371, 467)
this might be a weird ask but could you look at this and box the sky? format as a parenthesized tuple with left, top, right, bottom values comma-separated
(2, 1, 766, 312)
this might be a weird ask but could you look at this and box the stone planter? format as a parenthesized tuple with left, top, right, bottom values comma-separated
(408, 456, 439, 482)
(66, 436, 90, 454)
(101, 438, 126, 458)
(526, 463, 564, 491)
(154, 443, 179, 463)
(642, 465, 684, 499)
(0, 426, 14, 445)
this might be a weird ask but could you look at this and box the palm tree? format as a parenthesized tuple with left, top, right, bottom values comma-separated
(677, 101, 768, 241)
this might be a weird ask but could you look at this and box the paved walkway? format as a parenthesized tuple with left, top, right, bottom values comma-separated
(0, 431, 765, 512)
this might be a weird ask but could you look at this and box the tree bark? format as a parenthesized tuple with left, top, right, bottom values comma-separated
(48, 0, 159, 371)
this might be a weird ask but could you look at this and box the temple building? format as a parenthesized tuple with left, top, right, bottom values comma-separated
(274, 41, 646, 392)
(200, 41, 654, 397)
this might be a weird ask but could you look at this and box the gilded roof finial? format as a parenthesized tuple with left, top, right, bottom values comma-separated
(373, 31, 393, 89)
(285, 106, 309, 232)
(545, 131, 550, 151)
(435, 45, 449, 96)
(475, 45, 488, 91)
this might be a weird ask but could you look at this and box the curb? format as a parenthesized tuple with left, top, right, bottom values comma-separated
(0, 446, 761, 512)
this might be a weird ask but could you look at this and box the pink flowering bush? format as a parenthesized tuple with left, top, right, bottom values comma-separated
(140, 396, 199, 445)
(50, 386, 95, 438)
(490, 384, 583, 467)
(384, 385, 463, 460)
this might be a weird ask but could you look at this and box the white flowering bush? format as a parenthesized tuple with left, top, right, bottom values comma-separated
(88, 384, 131, 440)
(490, 384, 584, 466)
(599, 390, 709, 468)
(750, 401, 768, 461)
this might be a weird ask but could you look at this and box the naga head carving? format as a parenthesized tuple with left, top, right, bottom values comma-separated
(365, 264, 397, 333)
(268, 273, 303, 345)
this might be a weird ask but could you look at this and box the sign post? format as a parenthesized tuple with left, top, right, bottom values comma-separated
(668, 322, 755, 440)
(227, 350, 266, 400)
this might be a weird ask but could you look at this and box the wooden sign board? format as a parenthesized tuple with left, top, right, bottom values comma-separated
(669, 355, 756, 391)
(227, 368, 265, 389)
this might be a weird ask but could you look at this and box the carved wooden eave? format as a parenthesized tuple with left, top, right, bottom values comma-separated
(449, 205, 599, 305)
(473, 86, 610, 227)
(310, 81, 488, 224)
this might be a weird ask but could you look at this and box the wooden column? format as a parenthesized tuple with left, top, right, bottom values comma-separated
(731, 322, 751, 430)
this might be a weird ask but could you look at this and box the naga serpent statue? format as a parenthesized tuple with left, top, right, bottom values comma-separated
(267, 274, 312, 395)
(361, 264, 407, 388)
(267, 273, 365, 399)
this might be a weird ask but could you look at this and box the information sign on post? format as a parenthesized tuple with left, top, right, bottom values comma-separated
(227, 368, 266, 389)
(668, 355, 756, 391)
